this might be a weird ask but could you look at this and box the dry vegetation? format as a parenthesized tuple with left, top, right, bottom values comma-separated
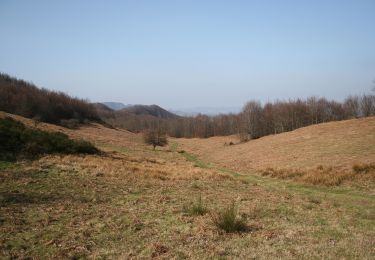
(98, 93, 375, 139)
(1, 113, 374, 258)
(178, 117, 375, 187)
(0, 73, 100, 126)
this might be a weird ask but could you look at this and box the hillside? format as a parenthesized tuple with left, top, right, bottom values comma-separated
(121, 104, 180, 119)
(0, 117, 98, 161)
(0, 73, 100, 125)
(0, 111, 138, 152)
(178, 117, 375, 185)
(95, 104, 182, 133)
(93, 103, 114, 112)
(1, 112, 374, 258)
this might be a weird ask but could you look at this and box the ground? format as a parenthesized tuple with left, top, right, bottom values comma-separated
(0, 113, 374, 259)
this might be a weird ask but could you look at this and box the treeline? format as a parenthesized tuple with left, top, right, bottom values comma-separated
(0, 73, 100, 126)
(100, 95, 375, 139)
(238, 96, 375, 140)
(2, 72, 374, 139)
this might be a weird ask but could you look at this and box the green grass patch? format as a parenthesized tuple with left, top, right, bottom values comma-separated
(169, 142, 179, 152)
(183, 195, 208, 216)
(179, 151, 211, 169)
(0, 161, 14, 170)
(212, 202, 248, 233)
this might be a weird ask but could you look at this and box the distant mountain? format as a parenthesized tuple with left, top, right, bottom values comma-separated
(93, 103, 114, 112)
(171, 106, 242, 116)
(102, 102, 128, 111)
(121, 104, 180, 119)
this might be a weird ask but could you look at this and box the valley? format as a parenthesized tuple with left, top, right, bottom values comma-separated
(1, 113, 374, 259)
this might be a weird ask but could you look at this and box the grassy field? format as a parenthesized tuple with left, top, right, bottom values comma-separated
(177, 117, 375, 187)
(1, 113, 374, 259)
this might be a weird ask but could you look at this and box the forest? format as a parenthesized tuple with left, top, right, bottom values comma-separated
(100, 94, 375, 140)
(0, 73, 100, 127)
(1, 73, 375, 140)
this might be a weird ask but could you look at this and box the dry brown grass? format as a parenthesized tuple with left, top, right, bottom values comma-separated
(261, 165, 375, 186)
(2, 153, 374, 259)
(1, 112, 374, 258)
(177, 117, 375, 186)
(353, 163, 375, 174)
(35, 153, 230, 182)
(0, 111, 141, 152)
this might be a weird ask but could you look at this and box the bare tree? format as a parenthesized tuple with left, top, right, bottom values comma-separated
(343, 95, 360, 118)
(143, 127, 168, 150)
(360, 95, 375, 117)
(240, 101, 264, 140)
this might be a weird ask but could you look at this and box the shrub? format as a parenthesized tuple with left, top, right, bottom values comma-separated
(143, 128, 168, 150)
(0, 117, 98, 160)
(212, 202, 248, 233)
(183, 195, 208, 216)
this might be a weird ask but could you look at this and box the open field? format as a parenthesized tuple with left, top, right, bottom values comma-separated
(1, 113, 374, 258)
(178, 117, 375, 187)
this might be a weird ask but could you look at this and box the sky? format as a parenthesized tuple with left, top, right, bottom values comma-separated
(1, 0, 375, 111)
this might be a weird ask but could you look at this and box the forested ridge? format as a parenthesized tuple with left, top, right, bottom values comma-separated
(1, 72, 374, 139)
(0, 73, 100, 127)
(99, 95, 375, 140)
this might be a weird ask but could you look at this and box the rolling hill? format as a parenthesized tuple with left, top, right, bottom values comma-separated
(101, 102, 128, 111)
(120, 104, 180, 119)
(178, 117, 375, 185)
(1, 111, 374, 258)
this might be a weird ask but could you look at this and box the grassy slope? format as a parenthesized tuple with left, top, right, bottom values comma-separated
(0, 113, 374, 259)
(177, 117, 375, 186)
(177, 117, 375, 170)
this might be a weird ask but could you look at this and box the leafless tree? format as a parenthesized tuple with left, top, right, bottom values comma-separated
(360, 95, 375, 117)
(143, 124, 168, 150)
(343, 96, 360, 118)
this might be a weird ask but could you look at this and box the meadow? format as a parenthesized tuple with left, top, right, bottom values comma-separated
(0, 112, 374, 259)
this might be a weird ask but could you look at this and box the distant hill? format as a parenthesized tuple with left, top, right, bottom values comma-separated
(171, 106, 242, 116)
(102, 102, 128, 111)
(121, 104, 180, 119)
(93, 103, 114, 112)
(95, 104, 181, 133)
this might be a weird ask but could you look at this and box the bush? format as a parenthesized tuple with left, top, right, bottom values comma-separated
(143, 128, 168, 150)
(212, 202, 248, 233)
(183, 196, 208, 216)
(0, 117, 99, 160)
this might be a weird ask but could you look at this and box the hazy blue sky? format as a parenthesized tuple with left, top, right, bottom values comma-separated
(1, 0, 374, 110)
